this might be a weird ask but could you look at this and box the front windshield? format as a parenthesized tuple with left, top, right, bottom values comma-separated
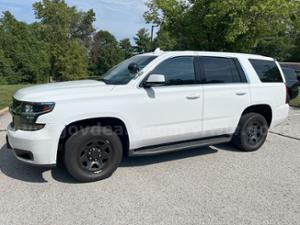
(101, 55, 157, 85)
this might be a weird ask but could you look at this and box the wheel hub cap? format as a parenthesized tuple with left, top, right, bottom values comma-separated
(79, 139, 112, 173)
(88, 147, 102, 161)
(246, 122, 263, 145)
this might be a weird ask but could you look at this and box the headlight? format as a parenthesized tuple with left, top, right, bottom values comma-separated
(10, 100, 55, 131)
(22, 102, 55, 114)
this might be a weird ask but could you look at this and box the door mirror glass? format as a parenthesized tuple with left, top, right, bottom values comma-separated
(144, 74, 166, 87)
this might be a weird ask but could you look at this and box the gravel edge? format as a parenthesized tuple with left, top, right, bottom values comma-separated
(0, 107, 9, 117)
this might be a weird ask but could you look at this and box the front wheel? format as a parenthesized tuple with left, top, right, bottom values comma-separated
(64, 126, 123, 182)
(231, 113, 269, 151)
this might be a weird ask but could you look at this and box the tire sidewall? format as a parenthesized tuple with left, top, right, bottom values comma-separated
(64, 126, 123, 182)
(239, 113, 269, 151)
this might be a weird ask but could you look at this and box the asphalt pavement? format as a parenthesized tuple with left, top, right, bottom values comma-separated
(0, 108, 299, 225)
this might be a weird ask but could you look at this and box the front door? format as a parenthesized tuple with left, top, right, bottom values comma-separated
(132, 56, 204, 149)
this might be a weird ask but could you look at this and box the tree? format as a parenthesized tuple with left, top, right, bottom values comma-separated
(291, 37, 300, 61)
(154, 26, 177, 50)
(90, 30, 124, 76)
(0, 49, 15, 84)
(70, 9, 96, 48)
(119, 38, 134, 59)
(56, 40, 89, 81)
(134, 28, 151, 53)
(144, 0, 299, 57)
(0, 11, 50, 84)
(33, 0, 95, 81)
(289, 4, 300, 61)
(254, 36, 295, 61)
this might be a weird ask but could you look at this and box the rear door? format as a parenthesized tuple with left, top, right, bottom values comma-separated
(198, 56, 251, 137)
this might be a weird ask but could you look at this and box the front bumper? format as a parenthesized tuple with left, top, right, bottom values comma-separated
(7, 123, 65, 166)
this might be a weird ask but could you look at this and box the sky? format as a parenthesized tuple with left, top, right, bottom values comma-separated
(0, 0, 154, 41)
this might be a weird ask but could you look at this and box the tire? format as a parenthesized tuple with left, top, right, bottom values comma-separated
(64, 126, 123, 182)
(231, 113, 269, 151)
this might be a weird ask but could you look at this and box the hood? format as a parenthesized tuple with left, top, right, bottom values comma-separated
(14, 80, 115, 102)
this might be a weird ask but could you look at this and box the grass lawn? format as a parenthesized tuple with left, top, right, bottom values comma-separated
(0, 84, 30, 110)
(290, 87, 300, 107)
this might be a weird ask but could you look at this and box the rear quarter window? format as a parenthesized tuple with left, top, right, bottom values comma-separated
(249, 59, 283, 83)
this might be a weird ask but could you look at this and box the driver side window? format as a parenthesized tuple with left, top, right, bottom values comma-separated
(151, 57, 196, 86)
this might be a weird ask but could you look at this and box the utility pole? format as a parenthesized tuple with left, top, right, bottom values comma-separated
(151, 24, 158, 50)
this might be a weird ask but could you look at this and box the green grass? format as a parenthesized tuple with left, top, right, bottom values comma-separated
(290, 87, 300, 107)
(0, 84, 30, 110)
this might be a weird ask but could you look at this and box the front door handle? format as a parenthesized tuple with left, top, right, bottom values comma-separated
(186, 95, 200, 100)
(236, 92, 247, 96)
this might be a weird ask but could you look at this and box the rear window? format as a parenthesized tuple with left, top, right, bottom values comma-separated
(249, 59, 283, 83)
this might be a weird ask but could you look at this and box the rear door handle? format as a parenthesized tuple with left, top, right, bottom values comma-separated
(236, 92, 247, 96)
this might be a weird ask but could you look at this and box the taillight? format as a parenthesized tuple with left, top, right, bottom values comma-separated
(285, 84, 289, 104)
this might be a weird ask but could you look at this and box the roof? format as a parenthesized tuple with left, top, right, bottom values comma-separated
(142, 49, 274, 61)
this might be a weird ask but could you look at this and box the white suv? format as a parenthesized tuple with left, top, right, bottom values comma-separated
(7, 50, 289, 182)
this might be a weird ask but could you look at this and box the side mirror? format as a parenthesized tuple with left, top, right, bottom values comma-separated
(128, 63, 140, 74)
(144, 74, 166, 88)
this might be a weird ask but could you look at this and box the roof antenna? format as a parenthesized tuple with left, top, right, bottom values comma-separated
(154, 48, 163, 54)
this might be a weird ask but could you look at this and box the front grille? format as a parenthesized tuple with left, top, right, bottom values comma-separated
(11, 98, 23, 114)
(10, 98, 23, 129)
(11, 115, 24, 130)
(10, 98, 45, 131)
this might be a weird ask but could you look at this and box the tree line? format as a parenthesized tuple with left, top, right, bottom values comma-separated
(0, 0, 153, 84)
(146, 0, 300, 61)
(0, 0, 300, 85)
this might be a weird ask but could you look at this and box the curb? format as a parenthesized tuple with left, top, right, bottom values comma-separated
(0, 107, 9, 117)
(290, 105, 300, 109)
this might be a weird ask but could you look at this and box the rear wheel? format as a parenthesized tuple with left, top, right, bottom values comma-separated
(231, 113, 269, 151)
(64, 126, 123, 182)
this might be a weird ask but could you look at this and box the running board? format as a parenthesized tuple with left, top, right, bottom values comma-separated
(129, 135, 232, 157)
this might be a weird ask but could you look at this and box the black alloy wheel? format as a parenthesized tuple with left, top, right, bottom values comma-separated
(79, 137, 113, 173)
(64, 126, 123, 182)
(231, 113, 269, 151)
(245, 121, 265, 146)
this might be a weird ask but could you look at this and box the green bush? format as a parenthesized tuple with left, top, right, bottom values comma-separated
(0, 84, 30, 109)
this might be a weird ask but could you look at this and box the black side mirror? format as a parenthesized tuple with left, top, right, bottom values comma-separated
(128, 63, 140, 74)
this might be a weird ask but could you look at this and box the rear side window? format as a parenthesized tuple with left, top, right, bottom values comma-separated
(249, 59, 283, 83)
(199, 57, 245, 84)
